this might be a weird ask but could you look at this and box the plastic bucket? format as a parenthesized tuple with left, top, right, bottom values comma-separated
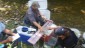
(39, 9, 50, 20)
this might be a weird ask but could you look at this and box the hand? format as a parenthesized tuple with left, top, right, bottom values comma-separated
(46, 20, 53, 23)
(38, 27, 44, 33)
(47, 26, 52, 30)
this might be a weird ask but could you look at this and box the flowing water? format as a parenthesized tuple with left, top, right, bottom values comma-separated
(48, 0, 85, 32)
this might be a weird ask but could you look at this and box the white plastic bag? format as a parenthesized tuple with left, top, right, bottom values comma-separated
(70, 28, 81, 38)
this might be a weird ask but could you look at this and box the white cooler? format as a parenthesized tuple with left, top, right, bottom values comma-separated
(16, 26, 36, 45)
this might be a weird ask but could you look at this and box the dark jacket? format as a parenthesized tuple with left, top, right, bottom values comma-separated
(56, 29, 78, 48)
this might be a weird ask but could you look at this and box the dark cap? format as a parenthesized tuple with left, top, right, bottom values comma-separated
(31, 1, 40, 8)
(54, 27, 68, 36)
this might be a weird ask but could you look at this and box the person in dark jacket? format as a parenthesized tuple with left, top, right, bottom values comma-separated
(54, 26, 78, 48)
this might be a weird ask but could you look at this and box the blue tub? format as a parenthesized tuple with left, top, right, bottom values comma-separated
(18, 34, 32, 45)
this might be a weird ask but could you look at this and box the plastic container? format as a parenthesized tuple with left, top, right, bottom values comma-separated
(39, 9, 50, 20)
(27, 1, 47, 9)
(29, 0, 47, 1)
(70, 28, 81, 38)
(18, 34, 32, 45)
(44, 24, 57, 36)
(16, 26, 36, 35)
(83, 32, 85, 40)
(45, 37, 57, 46)
(15, 26, 36, 45)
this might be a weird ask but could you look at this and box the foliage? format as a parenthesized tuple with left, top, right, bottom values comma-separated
(0, 0, 28, 29)
(0, 0, 28, 21)
(2, 0, 28, 4)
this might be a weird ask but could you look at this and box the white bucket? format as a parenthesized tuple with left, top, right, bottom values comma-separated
(70, 28, 81, 38)
(29, 0, 47, 2)
(39, 9, 50, 20)
(16, 26, 36, 36)
(83, 32, 85, 40)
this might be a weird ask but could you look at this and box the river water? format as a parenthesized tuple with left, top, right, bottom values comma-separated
(48, 0, 85, 32)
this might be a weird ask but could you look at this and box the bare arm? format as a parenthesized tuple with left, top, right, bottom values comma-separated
(4, 29, 15, 36)
(33, 21, 42, 30)
(48, 25, 61, 30)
